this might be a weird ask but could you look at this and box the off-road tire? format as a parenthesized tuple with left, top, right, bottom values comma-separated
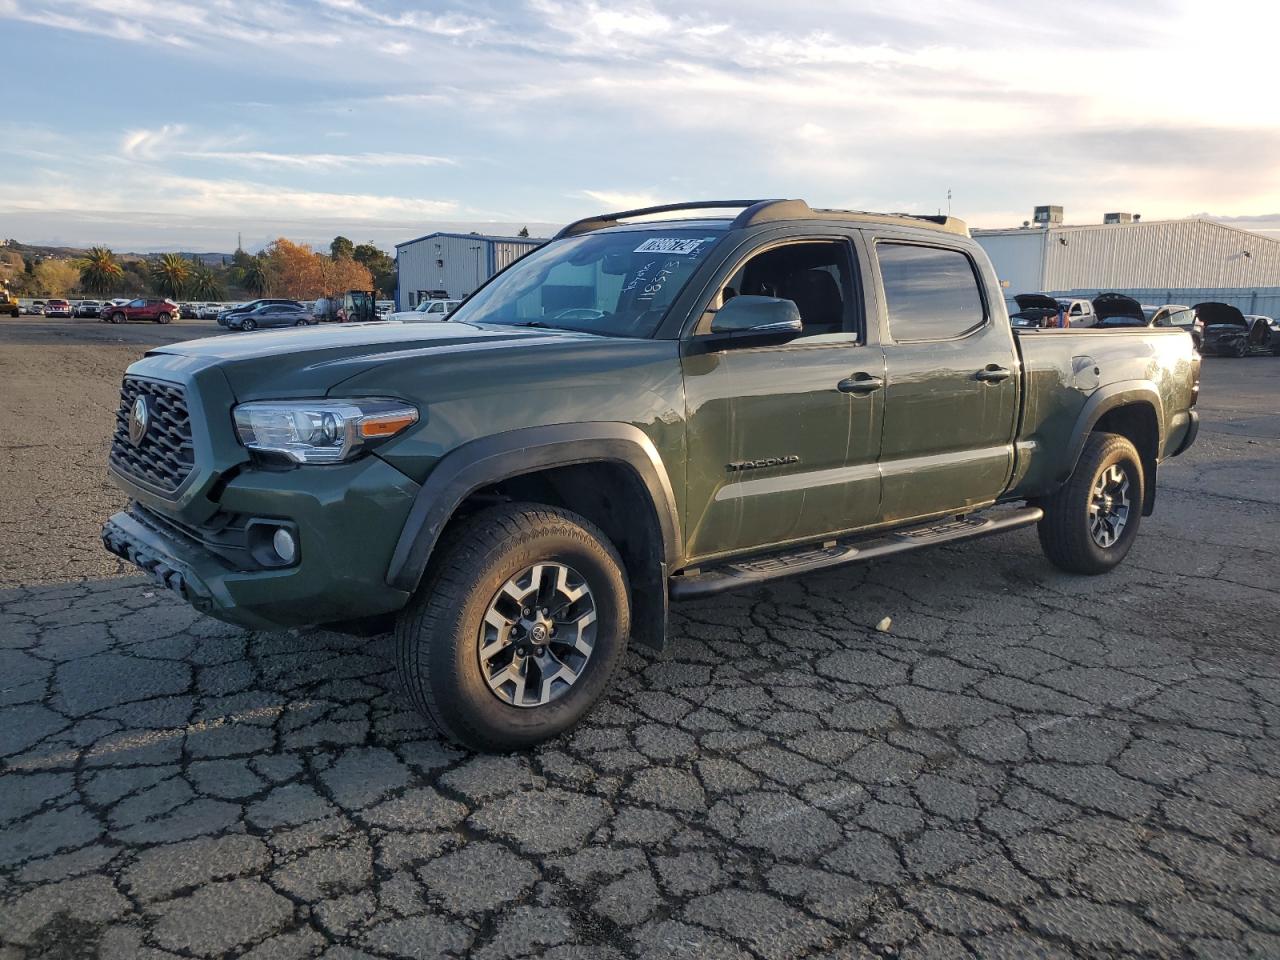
(395, 502, 630, 751)
(1038, 431, 1144, 575)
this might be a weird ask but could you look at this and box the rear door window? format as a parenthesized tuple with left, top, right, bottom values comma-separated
(876, 242, 986, 341)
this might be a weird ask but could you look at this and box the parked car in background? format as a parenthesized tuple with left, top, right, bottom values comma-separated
(1090, 293, 1153, 328)
(102, 298, 180, 324)
(43, 299, 73, 318)
(216, 299, 304, 325)
(386, 299, 462, 322)
(1148, 304, 1203, 349)
(74, 300, 102, 318)
(376, 300, 395, 318)
(24, 300, 46, 316)
(180, 302, 202, 319)
(1008, 293, 1064, 329)
(219, 301, 316, 331)
(1197, 302, 1280, 356)
(198, 303, 225, 320)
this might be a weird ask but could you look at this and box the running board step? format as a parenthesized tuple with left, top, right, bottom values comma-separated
(669, 506, 1044, 600)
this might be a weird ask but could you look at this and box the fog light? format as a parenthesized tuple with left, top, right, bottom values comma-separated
(272, 528, 297, 564)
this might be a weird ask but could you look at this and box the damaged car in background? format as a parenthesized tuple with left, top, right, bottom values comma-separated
(1197, 301, 1280, 357)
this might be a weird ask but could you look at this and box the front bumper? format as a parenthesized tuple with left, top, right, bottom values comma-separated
(103, 453, 420, 629)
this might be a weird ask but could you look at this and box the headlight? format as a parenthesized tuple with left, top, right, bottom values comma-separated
(233, 399, 418, 464)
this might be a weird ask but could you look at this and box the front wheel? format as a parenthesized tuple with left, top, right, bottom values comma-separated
(395, 503, 631, 752)
(156, 312, 171, 324)
(1038, 432, 1144, 575)
(240, 318, 256, 331)
(110, 312, 125, 324)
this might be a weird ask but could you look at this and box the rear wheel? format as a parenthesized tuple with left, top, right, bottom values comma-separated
(1038, 431, 1144, 574)
(395, 503, 630, 751)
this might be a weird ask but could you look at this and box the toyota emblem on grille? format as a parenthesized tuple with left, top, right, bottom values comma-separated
(128, 395, 150, 446)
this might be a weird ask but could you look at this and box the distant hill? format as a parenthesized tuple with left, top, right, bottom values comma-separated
(1, 240, 233, 265)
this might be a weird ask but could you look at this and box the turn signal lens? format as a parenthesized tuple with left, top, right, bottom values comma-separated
(360, 412, 419, 438)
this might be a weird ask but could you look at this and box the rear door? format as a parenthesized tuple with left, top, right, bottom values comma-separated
(680, 232, 884, 560)
(866, 233, 1020, 523)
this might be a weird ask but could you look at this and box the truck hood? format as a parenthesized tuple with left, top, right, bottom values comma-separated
(1193, 302, 1247, 327)
(1092, 292, 1145, 322)
(146, 320, 608, 399)
(1014, 293, 1061, 311)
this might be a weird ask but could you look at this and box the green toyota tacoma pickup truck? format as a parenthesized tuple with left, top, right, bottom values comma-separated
(103, 199, 1201, 750)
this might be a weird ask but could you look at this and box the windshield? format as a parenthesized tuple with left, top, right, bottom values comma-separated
(452, 227, 725, 337)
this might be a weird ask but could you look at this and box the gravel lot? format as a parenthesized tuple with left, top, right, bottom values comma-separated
(1, 317, 1277, 959)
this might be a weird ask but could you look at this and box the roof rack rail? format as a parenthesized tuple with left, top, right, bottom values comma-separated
(553, 200, 783, 240)
(552, 199, 968, 240)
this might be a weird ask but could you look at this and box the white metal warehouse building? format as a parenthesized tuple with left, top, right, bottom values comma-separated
(394, 232, 543, 309)
(974, 215, 1280, 316)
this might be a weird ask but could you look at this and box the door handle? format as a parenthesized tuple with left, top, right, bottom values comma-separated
(975, 365, 1012, 383)
(837, 374, 883, 394)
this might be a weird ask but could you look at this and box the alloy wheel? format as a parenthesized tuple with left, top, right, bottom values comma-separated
(1089, 463, 1131, 548)
(477, 562, 597, 708)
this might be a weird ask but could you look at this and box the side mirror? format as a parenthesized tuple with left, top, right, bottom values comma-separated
(710, 295, 803, 334)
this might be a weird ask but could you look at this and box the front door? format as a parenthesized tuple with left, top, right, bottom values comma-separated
(681, 236, 885, 561)
(868, 236, 1019, 523)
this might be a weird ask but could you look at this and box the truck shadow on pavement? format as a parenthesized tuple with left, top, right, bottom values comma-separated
(1, 524, 1278, 959)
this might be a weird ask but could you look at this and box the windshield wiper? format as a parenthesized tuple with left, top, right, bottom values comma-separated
(505, 320, 554, 328)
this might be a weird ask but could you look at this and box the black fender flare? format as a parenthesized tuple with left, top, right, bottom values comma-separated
(385, 422, 682, 594)
(1063, 380, 1164, 513)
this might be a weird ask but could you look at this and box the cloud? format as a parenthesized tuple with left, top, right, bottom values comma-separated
(4, 0, 1280, 247)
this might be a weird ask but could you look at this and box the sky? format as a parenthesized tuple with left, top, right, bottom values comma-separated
(3, 0, 1280, 253)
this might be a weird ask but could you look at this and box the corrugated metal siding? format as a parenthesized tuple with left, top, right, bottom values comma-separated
(1040, 220, 1280, 290)
(492, 241, 539, 272)
(972, 232, 1046, 292)
(396, 234, 542, 308)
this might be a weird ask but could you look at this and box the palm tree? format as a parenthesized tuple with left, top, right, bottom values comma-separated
(187, 259, 224, 300)
(150, 253, 190, 299)
(76, 246, 124, 295)
(241, 257, 269, 296)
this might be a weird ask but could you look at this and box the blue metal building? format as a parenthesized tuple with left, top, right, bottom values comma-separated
(394, 232, 543, 309)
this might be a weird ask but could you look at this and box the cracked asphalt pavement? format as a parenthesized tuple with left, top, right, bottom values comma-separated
(1, 326, 1278, 959)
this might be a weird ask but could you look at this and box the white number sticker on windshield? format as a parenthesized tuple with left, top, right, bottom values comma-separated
(634, 237, 705, 255)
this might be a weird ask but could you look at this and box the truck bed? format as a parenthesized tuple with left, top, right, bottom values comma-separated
(1005, 327, 1200, 500)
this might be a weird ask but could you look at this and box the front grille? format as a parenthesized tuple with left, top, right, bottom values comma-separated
(110, 377, 195, 495)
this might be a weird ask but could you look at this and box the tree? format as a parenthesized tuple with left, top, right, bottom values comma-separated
(120, 260, 150, 297)
(263, 238, 324, 299)
(352, 243, 396, 297)
(76, 246, 124, 295)
(240, 257, 270, 296)
(32, 259, 81, 297)
(187, 259, 225, 300)
(330, 236, 354, 260)
(517, 226, 530, 238)
(318, 254, 373, 297)
(150, 253, 190, 298)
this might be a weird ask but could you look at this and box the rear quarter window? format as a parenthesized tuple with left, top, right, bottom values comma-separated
(877, 242, 986, 341)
